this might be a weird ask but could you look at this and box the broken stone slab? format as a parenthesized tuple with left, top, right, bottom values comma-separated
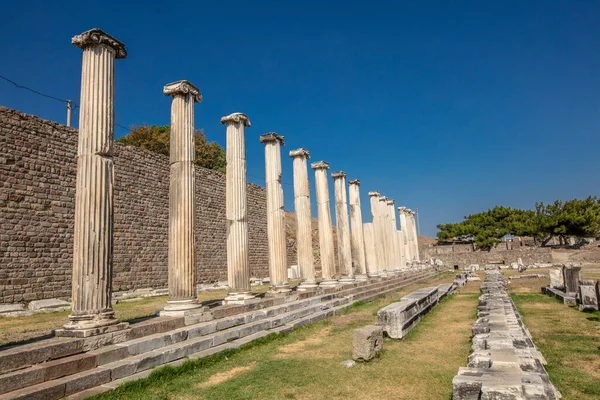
(543, 287, 577, 306)
(0, 303, 33, 317)
(578, 280, 598, 311)
(549, 269, 564, 289)
(340, 360, 355, 368)
(28, 299, 71, 312)
(352, 324, 383, 361)
(562, 264, 581, 293)
(378, 287, 439, 339)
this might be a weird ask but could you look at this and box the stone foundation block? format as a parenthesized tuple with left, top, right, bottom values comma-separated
(352, 325, 383, 361)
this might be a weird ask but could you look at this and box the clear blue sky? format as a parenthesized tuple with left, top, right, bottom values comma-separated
(1, 1, 598, 237)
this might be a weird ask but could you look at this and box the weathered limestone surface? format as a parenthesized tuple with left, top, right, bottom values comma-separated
(332, 171, 353, 282)
(221, 113, 254, 303)
(578, 280, 598, 311)
(378, 196, 391, 274)
(408, 210, 420, 261)
(163, 80, 203, 314)
(542, 286, 577, 306)
(548, 269, 564, 289)
(368, 192, 384, 276)
(312, 161, 337, 286)
(387, 200, 400, 270)
(452, 268, 560, 400)
(377, 286, 439, 339)
(348, 180, 367, 280)
(28, 299, 71, 312)
(352, 325, 383, 361)
(363, 223, 378, 277)
(260, 133, 290, 293)
(289, 149, 317, 290)
(562, 264, 581, 294)
(398, 207, 412, 263)
(63, 28, 127, 333)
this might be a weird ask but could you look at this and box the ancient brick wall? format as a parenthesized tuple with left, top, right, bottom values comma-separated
(0, 107, 282, 303)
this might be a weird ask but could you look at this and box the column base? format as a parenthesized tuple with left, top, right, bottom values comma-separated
(159, 299, 207, 317)
(338, 276, 356, 285)
(57, 312, 128, 338)
(355, 274, 369, 282)
(297, 280, 319, 291)
(269, 283, 292, 294)
(319, 278, 339, 288)
(223, 291, 257, 305)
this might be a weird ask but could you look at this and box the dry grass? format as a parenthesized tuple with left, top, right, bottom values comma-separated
(94, 273, 479, 400)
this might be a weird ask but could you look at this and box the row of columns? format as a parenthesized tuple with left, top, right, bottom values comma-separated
(61, 28, 421, 336)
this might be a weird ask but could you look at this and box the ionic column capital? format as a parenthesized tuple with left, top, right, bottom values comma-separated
(163, 80, 202, 102)
(386, 199, 395, 206)
(259, 132, 285, 145)
(368, 191, 380, 197)
(379, 196, 388, 202)
(221, 112, 251, 127)
(398, 206, 407, 214)
(72, 28, 127, 58)
(289, 148, 310, 159)
(311, 161, 330, 170)
(348, 179, 360, 186)
(331, 171, 347, 179)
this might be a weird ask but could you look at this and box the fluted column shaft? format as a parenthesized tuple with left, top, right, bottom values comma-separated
(332, 172, 353, 281)
(363, 223, 377, 277)
(399, 208, 413, 262)
(348, 180, 367, 277)
(261, 133, 290, 292)
(290, 149, 317, 289)
(379, 197, 391, 274)
(222, 113, 254, 302)
(163, 81, 202, 312)
(387, 201, 400, 270)
(368, 192, 384, 275)
(65, 29, 126, 331)
(312, 162, 336, 285)
(409, 212, 420, 261)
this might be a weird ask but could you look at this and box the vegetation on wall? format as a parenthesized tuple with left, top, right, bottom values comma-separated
(117, 124, 226, 173)
(437, 196, 600, 248)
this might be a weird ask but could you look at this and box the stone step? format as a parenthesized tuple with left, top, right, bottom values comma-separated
(0, 270, 436, 399)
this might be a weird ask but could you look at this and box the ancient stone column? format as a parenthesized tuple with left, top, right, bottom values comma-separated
(368, 192, 385, 277)
(398, 207, 413, 263)
(290, 148, 318, 290)
(332, 171, 354, 283)
(61, 29, 127, 335)
(408, 210, 421, 261)
(387, 200, 400, 272)
(312, 161, 337, 287)
(363, 223, 378, 278)
(405, 209, 417, 262)
(378, 196, 391, 276)
(348, 180, 368, 281)
(395, 230, 406, 271)
(162, 80, 204, 315)
(260, 133, 290, 293)
(221, 113, 255, 304)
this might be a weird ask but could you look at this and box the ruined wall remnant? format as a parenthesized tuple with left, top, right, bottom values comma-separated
(419, 242, 553, 266)
(0, 107, 277, 303)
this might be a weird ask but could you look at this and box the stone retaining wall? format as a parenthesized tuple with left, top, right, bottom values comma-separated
(420, 243, 552, 267)
(0, 107, 317, 303)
